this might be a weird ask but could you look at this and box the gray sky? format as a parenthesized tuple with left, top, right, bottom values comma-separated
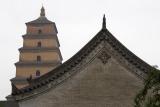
(0, 0, 160, 100)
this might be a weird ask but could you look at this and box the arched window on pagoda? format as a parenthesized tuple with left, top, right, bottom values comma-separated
(38, 29, 42, 34)
(37, 42, 42, 47)
(36, 70, 41, 77)
(37, 56, 41, 62)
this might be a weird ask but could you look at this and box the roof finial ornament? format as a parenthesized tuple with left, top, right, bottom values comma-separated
(102, 14, 106, 29)
(40, 5, 45, 17)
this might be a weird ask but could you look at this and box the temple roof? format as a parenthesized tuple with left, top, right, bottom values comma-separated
(11, 15, 153, 99)
(26, 6, 54, 25)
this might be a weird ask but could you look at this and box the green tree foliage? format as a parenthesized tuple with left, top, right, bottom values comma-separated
(134, 68, 160, 107)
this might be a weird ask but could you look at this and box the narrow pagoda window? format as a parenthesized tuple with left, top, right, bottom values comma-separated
(38, 29, 42, 34)
(37, 42, 42, 47)
(37, 56, 41, 62)
(36, 70, 41, 77)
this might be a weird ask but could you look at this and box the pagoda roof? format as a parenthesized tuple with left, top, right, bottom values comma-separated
(26, 6, 54, 25)
(10, 15, 154, 100)
(26, 16, 54, 25)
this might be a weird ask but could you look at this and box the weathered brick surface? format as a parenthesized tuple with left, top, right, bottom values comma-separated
(19, 56, 143, 107)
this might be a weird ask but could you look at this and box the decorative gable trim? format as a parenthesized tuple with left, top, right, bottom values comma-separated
(98, 50, 111, 64)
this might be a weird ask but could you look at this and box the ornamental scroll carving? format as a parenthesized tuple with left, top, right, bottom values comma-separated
(98, 50, 111, 64)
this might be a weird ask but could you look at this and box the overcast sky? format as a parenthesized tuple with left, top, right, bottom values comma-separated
(0, 0, 160, 100)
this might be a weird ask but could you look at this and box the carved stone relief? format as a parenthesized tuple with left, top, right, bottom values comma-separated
(98, 50, 111, 64)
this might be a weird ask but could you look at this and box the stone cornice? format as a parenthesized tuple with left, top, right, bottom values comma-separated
(15, 61, 61, 67)
(22, 34, 56, 39)
(19, 47, 60, 52)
